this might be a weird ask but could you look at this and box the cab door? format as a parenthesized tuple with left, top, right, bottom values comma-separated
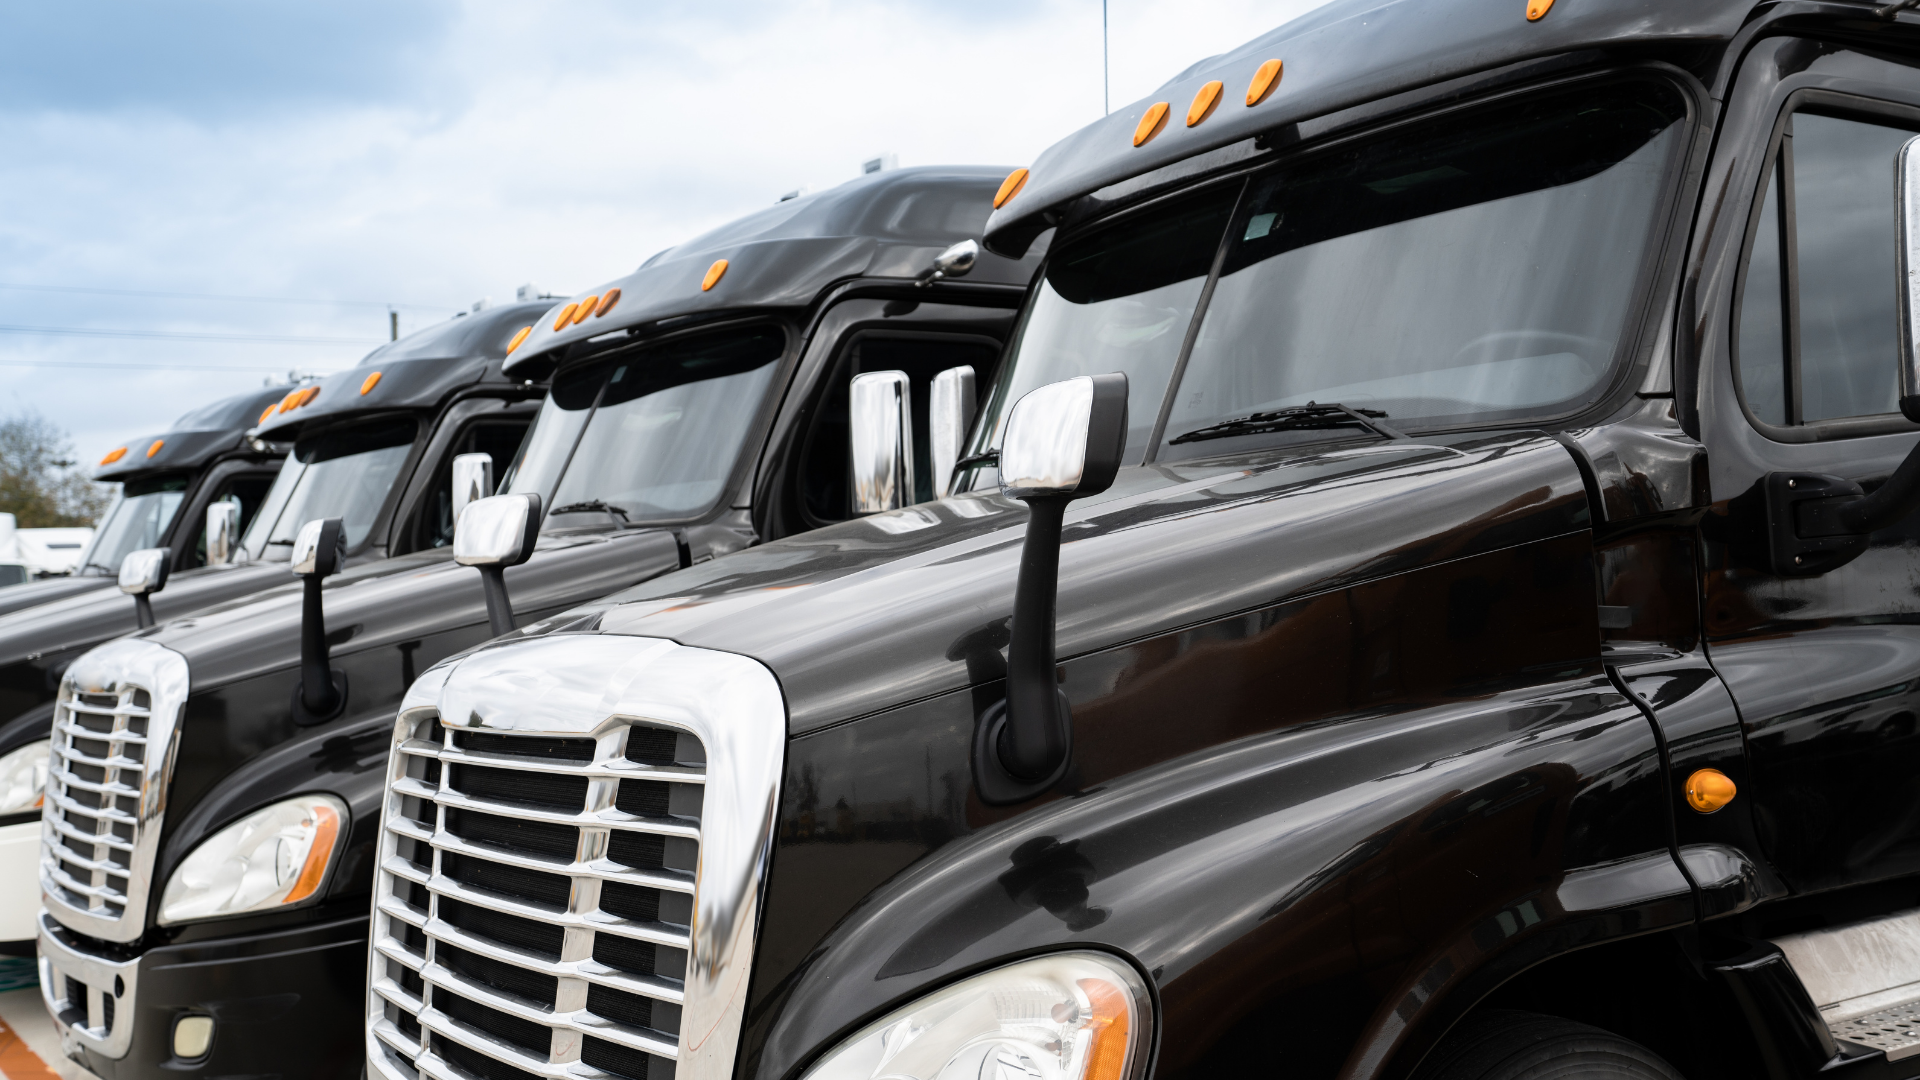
(1701, 59, 1920, 895)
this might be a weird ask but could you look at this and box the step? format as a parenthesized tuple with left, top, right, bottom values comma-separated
(1775, 908, 1920, 1059)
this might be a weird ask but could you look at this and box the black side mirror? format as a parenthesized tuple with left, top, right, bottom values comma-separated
(290, 518, 346, 722)
(118, 548, 171, 629)
(973, 372, 1127, 804)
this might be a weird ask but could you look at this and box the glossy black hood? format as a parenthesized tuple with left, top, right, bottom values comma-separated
(92, 384, 289, 483)
(558, 432, 1591, 733)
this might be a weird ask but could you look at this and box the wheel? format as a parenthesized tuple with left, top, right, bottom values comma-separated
(1417, 1009, 1686, 1080)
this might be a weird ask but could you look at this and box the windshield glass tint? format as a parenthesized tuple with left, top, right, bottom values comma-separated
(515, 326, 783, 525)
(243, 417, 416, 554)
(970, 189, 1236, 464)
(1160, 80, 1686, 455)
(82, 477, 188, 575)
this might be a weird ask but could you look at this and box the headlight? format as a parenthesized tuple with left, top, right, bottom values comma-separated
(800, 952, 1151, 1080)
(158, 794, 346, 924)
(0, 740, 49, 815)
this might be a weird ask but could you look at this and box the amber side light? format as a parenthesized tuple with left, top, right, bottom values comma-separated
(1133, 102, 1170, 147)
(993, 168, 1030, 209)
(552, 303, 579, 331)
(572, 295, 599, 326)
(1187, 80, 1223, 127)
(1246, 59, 1284, 106)
(702, 259, 729, 291)
(359, 371, 382, 396)
(99, 447, 127, 466)
(1686, 769, 1737, 813)
(283, 803, 340, 904)
(1527, 0, 1554, 19)
(1078, 978, 1132, 1080)
(506, 326, 532, 354)
(595, 288, 621, 317)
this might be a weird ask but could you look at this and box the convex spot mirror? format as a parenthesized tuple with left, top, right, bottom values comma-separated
(290, 518, 345, 578)
(205, 501, 240, 567)
(454, 494, 541, 568)
(1000, 373, 1128, 500)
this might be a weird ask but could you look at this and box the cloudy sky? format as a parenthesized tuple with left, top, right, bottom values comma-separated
(0, 0, 1329, 466)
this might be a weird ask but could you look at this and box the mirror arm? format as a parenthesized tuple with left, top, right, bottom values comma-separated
(133, 594, 155, 630)
(1838, 442, 1920, 534)
(299, 573, 340, 716)
(1000, 496, 1072, 778)
(478, 567, 515, 637)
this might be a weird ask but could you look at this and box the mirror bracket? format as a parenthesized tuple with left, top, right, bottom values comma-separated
(291, 518, 346, 720)
(454, 494, 542, 637)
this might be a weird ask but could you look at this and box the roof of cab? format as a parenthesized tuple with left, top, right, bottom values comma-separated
(504, 165, 1040, 375)
(252, 300, 551, 443)
(982, 0, 1764, 256)
(93, 384, 291, 482)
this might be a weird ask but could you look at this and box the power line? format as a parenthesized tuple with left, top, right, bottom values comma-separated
(0, 281, 450, 310)
(0, 358, 336, 373)
(0, 324, 380, 345)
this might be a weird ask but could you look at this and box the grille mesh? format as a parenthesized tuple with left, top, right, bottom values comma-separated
(370, 715, 700, 1080)
(42, 686, 152, 923)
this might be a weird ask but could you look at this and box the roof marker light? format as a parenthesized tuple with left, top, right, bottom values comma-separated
(552, 303, 579, 331)
(1526, 0, 1553, 18)
(1246, 59, 1283, 106)
(572, 295, 599, 326)
(359, 371, 382, 396)
(258, 405, 277, 425)
(1187, 80, 1223, 127)
(595, 288, 621, 317)
(993, 168, 1029, 209)
(702, 259, 729, 291)
(506, 326, 532, 353)
(1133, 102, 1170, 147)
(146, 439, 164, 459)
(100, 447, 127, 466)
(277, 389, 302, 414)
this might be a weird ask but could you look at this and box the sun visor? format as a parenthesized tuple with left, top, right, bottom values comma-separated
(251, 354, 488, 443)
(92, 385, 293, 482)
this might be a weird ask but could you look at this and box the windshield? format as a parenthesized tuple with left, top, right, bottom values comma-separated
(505, 325, 784, 526)
(79, 475, 188, 575)
(966, 77, 1687, 470)
(240, 417, 417, 557)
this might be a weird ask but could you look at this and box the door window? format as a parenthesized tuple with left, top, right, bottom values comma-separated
(414, 420, 531, 549)
(1737, 109, 1919, 427)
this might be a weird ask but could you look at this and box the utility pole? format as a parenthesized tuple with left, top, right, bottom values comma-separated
(1103, 0, 1110, 115)
(389, 308, 398, 341)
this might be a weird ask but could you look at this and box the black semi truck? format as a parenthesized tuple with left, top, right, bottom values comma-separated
(33, 167, 1042, 1080)
(352, 4, 1920, 1080)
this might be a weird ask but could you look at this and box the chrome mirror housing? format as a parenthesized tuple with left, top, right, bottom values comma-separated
(929, 365, 977, 499)
(1898, 135, 1920, 422)
(119, 547, 171, 630)
(454, 494, 541, 568)
(850, 370, 915, 514)
(205, 501, 240, 567)
(450, 453, 495, 524)
(916, 239, 980, 287)
(999, 373, 1129, 500)
(290, 518, 345, 578)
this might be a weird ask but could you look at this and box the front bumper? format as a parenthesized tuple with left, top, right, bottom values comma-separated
(38, 908, 369, 1080)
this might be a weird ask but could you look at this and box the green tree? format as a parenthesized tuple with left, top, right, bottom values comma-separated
(0, 412, 114, 527)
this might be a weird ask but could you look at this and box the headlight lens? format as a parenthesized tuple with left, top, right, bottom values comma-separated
(800, 952, 1150, 1080)
(0, 740, 50, 815)
(158, 793, 346, 924)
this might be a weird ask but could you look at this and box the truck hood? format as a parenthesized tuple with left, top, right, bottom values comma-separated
(557, 431, 1592, 733)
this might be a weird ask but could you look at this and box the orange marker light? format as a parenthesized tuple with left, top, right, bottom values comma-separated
(99, 447, 127, 466)
(1527, 0, 1553, 19)
(283, 803, 340, 904)
(297, 386, 319, 409)
(359, 371, 382, 396)
(595, 288, 621, 317)
(1247, 59, 1284, 106)
(258, 405, 277, 425)
(702, 259, 729, 291)
(572, 295, 599, 326)
(277, 389, 302, 414)
(146, 439, 164, 459)
(1078, 978, 1133, 1080)
(1686, 768, 1737, 813)
(552, 303, 579, 331)
(1133, 102, 1170, 147)
(993, 168, 1030, 209)
(506, 326, 532, 354)
(1187, 80, 1224, 127)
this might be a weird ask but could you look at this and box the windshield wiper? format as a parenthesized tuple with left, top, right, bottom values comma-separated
(549, 500, 630, 521)
(1168, 401, 1408, 445)
(954, 450, 999, 470)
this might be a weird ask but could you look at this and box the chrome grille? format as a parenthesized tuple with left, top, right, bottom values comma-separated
(38, 638, 188, 944)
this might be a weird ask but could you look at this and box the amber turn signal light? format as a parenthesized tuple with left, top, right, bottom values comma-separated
(1133, 102, 1170, 147)
(282, 801, 340, 904)
(1247, 59, 1283, 106)
(1685, 768, 1736, 813)
(552, 303, 579, 331)
(1527, 0, 1554, 19)
(595, 288, 621, 317)
(702, 259, 729, 291)
(993, 168, 1029, 209)
(359, 371, 382, 396)
(1187, 80, 1223, 127)
(100, 447, 127, 466)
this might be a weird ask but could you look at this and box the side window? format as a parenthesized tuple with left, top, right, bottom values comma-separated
(797, 335, 1000, 523)
(415, 420, 532, 549)
(1738, 109, 1917, 427)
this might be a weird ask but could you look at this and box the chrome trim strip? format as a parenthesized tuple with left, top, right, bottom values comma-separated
(36, 911, 139, 1058)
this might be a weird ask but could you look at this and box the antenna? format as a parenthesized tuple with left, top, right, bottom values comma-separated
(1103, 0, 1110, 116)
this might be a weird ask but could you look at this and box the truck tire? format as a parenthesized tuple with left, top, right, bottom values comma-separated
(1417, 1010, 1686, 1080)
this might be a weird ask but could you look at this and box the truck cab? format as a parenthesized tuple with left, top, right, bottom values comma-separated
(359, 5, 1920, 1080)
(33, 166, 1042, 1080)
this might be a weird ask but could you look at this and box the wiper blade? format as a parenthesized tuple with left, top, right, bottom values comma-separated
(954, 450, 999, 470)
(1168, 401, 1407, 445)
(549, 500, 630, 520)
